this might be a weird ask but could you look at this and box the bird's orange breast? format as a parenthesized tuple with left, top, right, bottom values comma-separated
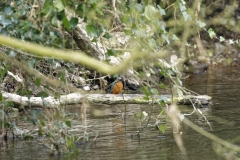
(112, 81, 123, 94)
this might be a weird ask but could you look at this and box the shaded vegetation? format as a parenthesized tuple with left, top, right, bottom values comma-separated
(0, 0, 240, 158)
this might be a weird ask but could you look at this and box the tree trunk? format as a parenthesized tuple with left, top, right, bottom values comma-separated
(71, 23, 106, 61)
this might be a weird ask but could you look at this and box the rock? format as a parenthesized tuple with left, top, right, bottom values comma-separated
(92, 85, 99, 90)
(83, 85, 90, 91)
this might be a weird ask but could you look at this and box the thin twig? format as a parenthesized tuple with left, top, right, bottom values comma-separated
(136, 95, 154, 136)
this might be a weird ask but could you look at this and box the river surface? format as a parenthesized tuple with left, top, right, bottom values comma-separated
(0, 67, 240, 160)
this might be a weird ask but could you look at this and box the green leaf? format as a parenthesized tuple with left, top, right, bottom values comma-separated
(158, 21, 166, 33)
(145, 72, 151, 77)
(63, 17, 70, 30)
(54, 92, 61, 99)
(144, 5, 159, 21)
(158, 124, 166, 134)
(58, 72, 66, 83)
(23, 115, 28, 121)
(150, 68, 155, 74)
(134, 112, 143, 118)
(1, 16, 12, 27)
(124, 29, 132, 35)
(150, 88, 159, 95)
(38, 129, 43, 136)
(61, 0, 67, 6)
(43, 0, 50, 10)
(159, 83, 166, 89)
(28, 59, 36, 69)
(103, 32, 111, 39)
(85, 132, 89, 141)
(141, 87, 150, 97)
(181, 0, 186, 5)
(51, 16, 58, 27)
(86, 24, 98, 37)
(65, 120, 72, 127)
(160, 95, 168, 102)
(96, 7, 104, 16)
(76, 4, 85, 17)
(67, 138, 75, 149)
(158, 109, 165, 114)
(40, 120, 45, 126)
(23, 135, 34, 141)
(227, 57, 232, 65)
(57, 10, 65, 21)
(70, 17, 78, 29)
(179, 114, 184, 121)
(172, 34, 179, 41)
(106, 49, 117, 58)
(208, 28, 216, 39)
(37, 91, 49, 98)
(90, 0, 98, 3)
(54, 0, 65, 11)
(0, 93, 3, 101)
(135, 3, 143, 12)
(182, 11, 192, 21)
(117, 0, 121, 4)
(220, 36, 225, 42)
(148, 38, 157, 48)
(197, 21, 206, 28)
(4, 7, 13, 15)
(229, 39, 234, 44)
(54, 121, 61, 128)
(159, 69, 167, 77)
(29, 109, 42, 120)
(161, 34, 170, 44)
(178, 2, 186, 11)
(35, 78, 41, 87)
(157, 5, 166, 16)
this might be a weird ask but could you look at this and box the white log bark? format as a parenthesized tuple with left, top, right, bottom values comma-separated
(1, 91, 211, 107)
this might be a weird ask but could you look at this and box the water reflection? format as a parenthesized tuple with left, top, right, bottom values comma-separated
(1, 67, 240, 160)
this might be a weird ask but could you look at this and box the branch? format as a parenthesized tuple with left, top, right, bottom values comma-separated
(71, 23, 106, 60)
(0, 35, 166, 75)
(1, 91, 211, 107)
(0, 35, 114, 74)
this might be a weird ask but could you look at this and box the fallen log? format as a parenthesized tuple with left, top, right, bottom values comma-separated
(1, 92, 211, 107)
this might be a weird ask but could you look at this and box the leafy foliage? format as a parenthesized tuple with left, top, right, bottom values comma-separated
(0, 0, 239, 157)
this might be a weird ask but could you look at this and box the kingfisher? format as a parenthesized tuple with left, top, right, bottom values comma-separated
(110, 77, 123, 94)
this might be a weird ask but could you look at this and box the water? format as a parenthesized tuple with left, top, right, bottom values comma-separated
(1, 67, 240, 160)
(182, 67, 240, 160)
